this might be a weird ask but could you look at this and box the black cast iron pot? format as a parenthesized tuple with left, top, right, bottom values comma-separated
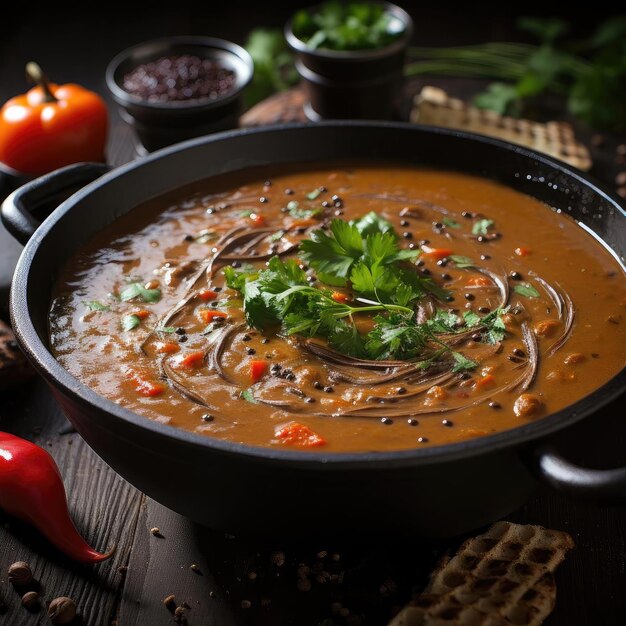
(3, 123, 626, 536)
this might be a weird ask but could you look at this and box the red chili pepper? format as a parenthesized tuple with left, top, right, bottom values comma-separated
(0, 431, 113, 564)
(250, 360, 268, 383)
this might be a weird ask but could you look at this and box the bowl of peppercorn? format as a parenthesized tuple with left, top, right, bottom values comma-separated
(106, 36, 253, 152)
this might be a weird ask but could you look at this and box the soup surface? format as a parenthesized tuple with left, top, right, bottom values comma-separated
(50, 164, 626, 452)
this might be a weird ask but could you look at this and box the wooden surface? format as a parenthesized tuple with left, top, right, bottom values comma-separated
(1, 15, 626, 626)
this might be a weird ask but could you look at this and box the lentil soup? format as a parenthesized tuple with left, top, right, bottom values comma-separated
(49, 164, 626, 452)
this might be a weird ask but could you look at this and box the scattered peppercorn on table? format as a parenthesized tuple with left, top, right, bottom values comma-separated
(1, 13, 626, 626)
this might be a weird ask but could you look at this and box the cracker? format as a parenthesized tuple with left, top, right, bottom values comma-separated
(411, 86, 591, 171)
(389, 521, 574, 626)
(0, 319, 34, 390)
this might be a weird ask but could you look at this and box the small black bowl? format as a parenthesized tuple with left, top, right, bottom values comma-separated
(285, 2, 413, 121)
(106, 36, 253, 153)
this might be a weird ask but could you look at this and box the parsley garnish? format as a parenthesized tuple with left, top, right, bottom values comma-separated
(443, 217, 461, 229)
(449, 255, 475, 268)
(241, 388, 258, 403)
(84, 300, 110, 312)
(120, 283, 161, 303)
(472, 219, 495, 236)
(223, 214, 508, 369)
(121, 314, 141, 331)
(513, 283, 540, 298)
(286, 200, 323, 219)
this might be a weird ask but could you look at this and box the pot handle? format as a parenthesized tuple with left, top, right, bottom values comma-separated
(534, 445, 626, 502)
(1, 162, 111, 245)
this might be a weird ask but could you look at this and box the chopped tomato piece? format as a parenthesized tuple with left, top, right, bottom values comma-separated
(135, 378, 165, 397)
(331, 291, 349, 303)
(275, 422, 327, 447)
(132, 309, 150, 320)
(421, 245, 454, 260)
(175, 351, 206, 369)
(515, 247, 531, 256)
(197, 289, 218, 301)
(197, 309, 228, 324)
(475, 373, 497, 389)
(250, 360, 268, 383)
(466, 276, 491, 287)
(154, 341, 180, 354)
(248, 212, 265, 226)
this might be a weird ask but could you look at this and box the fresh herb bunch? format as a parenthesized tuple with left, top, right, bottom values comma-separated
(291, 1, 405, 51)
(405, 16, 626, 132)
(223, 213, 507, 368)
(244, 29, 298, 108)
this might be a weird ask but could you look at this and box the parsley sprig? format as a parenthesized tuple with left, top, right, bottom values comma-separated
(223, 213, 508, 368)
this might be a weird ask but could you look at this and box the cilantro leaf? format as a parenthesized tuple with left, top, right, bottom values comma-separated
(300, 220, 363, 278)
(449, 255, 475, 269)
(306, 188, 321, 200)
(241, 388, 258, 403)
(472, 219, 495, 236)
(451, 351, 478, 372)
(513, 283, 540, 298)
(463, 310, 481, 327)
(352, 211, 395, 237)
(121, 314, 141, 331)
(120, 283, 161, 303)
(85, 300, 110, 311)
(443, 217, 461, 229)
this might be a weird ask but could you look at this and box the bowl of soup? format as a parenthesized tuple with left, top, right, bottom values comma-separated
(3, 123, 625, 535)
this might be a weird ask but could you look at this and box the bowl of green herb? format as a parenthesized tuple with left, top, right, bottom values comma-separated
(285, 1, 413, 120)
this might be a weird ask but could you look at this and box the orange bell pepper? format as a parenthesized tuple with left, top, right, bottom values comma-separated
(0, 62, 108, 175)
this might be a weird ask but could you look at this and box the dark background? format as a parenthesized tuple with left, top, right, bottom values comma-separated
(0, 5, 625, 626)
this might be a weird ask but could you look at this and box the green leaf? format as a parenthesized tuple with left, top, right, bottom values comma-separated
(241, 388, 258, 403)
(473, 83, 521, 116)
(442, 217, 461, 229)
(463, 310, 481, 327)
(84, 300, 110, 312)
(517, 17, 569, 43)
(513, 283, 540, 298)
(451, 351, 478, 373)
(155, 326, 176, 334)
(121, 314, 141, 331)
(306, 188, 321, 200)
(120, 283, 161, 303)
(472, 219, 494, 236)
(353, 211, 395, 237)
(449, 255, 474, 269)
(300, 220, 363, 278)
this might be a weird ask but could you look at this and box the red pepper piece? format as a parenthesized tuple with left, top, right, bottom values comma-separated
(248, 212, 265, 226)
(135, 378, 166, 396)
(197, 289, 218, 301)
(250, 360, 268, 383)
(175, 351, 206, 369)
(275, 422, 326, 447)
(197, 309, 228, 324)
(0, 431, 113, 564)
(421, 245, 454, 260)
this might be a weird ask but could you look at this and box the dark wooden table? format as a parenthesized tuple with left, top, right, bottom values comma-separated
(1, 10, 625, 626)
